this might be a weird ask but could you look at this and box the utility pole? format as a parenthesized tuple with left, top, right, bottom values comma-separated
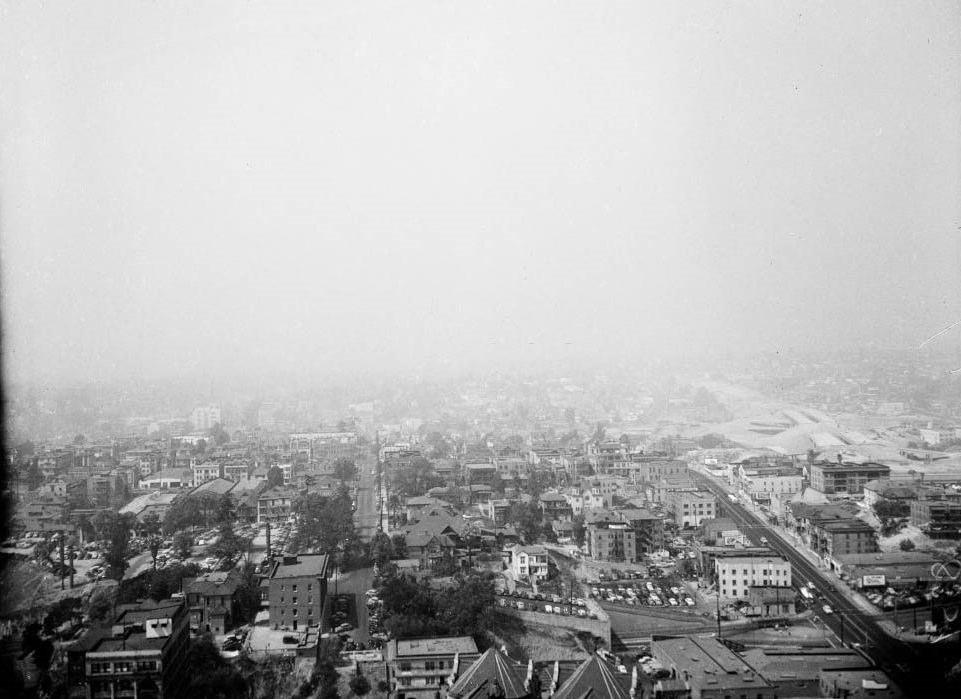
(716, 590, 722, 639)
(839, 612, 845, 645)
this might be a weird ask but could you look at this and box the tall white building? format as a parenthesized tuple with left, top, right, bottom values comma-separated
(191, 405, 222, 430)
(716, 556, 792, 599)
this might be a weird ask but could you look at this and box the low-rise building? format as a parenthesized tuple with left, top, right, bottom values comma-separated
(670, 491, 718, 528)
(192, 461, 222, 486)
(267, 553, 328, 631)
(652, 636, 775, 699)
(183, 571, 243, 635)
(119, 492, 179, 523)
(809, 461, 891, 496)
(386, 636, 479, 699)
(910, 488, 961, 539)
(586, 511, 638, 563)
(716, 556, 792, 600)
(257, 486, 298, 524)
(508, 544, 549, 581)
(66, 598, 190, 699)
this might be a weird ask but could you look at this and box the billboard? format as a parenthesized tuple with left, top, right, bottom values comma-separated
(862, 574, 886, 587)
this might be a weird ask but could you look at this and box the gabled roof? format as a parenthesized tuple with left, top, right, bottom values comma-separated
(553, 654, 632, 699)
(448, 648, 529, 699)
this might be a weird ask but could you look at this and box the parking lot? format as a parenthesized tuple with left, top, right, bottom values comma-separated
(590, 577, 698, 609)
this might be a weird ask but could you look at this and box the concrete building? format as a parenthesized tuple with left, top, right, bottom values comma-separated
(386, 636, 479, 699)
(808, 461, 891, 496)
(586, 512, 638, 564)
(670, 491, 718, 528)
(66, 598, 190, 699)
(716, 556, 792, 599)
(810, 518, 878, 564)
(267, 553, 328, 631)
(190, 405, 222, 431)
(910, 489, 961, 539)
(737, 465, 803, 502)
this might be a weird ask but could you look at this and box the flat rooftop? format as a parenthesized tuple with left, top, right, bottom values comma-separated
(391, 636, 478, 658)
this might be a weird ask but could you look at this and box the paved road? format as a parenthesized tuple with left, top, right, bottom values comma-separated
(354, 455, 380, 543)
(692, 471, 952, 696)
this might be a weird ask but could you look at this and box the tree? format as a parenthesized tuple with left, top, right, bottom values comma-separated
(209, 423, 229, 446)
(181, 634, 247, 699)
(348, 673, 370, 696)
(85, 586, 117, 626)
(103, 513, 136, 580)
(138, 512, 162, 538)
(368, 531, 394, 569)
(25, 462, 43, 491)
(899, 539, 916, 551)
(332, 458, 358, 483)
(149, 536, 161, 572)
(391, 533, 407, 559)
(266, 466, 284, 489)
(215, 493, 235, 527)
(571, 515, 586, 548)
(173, 530, 194, 559)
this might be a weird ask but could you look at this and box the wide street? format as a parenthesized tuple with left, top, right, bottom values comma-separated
(692, 470, 952, 695)
(353, 454, 381, 543)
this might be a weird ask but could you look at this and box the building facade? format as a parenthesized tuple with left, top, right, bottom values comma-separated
(267, 553, 328, 631)
(716, 556, 792, 599)
(66, 599, 190, 699)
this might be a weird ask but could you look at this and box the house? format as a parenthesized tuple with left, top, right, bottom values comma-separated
(464, 463, 497, 486)
(267, 553, 328, 631)
(406, 496, 452, 522)
(508, 544, 549, 581)
(119, 492, 179, 523)
(405, 533, 456, 569)
(386, 636, 479, 699)
(66, 598, 190, 699)
(539, 492, 573, 522)
(183, 571, 243, 635)
(257, 486, 298, 524)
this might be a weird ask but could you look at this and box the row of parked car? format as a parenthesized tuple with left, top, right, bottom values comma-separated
(496, 597, 598, 618)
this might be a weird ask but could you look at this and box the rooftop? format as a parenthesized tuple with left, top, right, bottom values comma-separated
(654, 637, 772, 692)
(390, 635, 478, 658)
(269, 553, 328, 579)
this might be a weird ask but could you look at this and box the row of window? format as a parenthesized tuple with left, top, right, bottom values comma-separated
(279, 608, 314, 617)
(398, 660, 448, 671)
(279, 583, 312, 592)
(90, 660, 157, 674)
(279, 597, 312, 604)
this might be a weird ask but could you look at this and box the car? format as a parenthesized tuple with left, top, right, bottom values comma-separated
(282, 635, 299, 644)
(760, 536, 769, 544)
(335, 623, 352, 633)
(822, 604, 834, 615)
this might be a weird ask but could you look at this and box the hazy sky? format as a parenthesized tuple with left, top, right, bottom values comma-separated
(2, 1, 959, 383)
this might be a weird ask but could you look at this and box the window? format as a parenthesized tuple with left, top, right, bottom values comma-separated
(292, 584, 297, 592)
(400, 662, 411, 672)
(281, 584, 285, 591)
(293, 597, 297, 605)
(308, 584, 312, 591)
